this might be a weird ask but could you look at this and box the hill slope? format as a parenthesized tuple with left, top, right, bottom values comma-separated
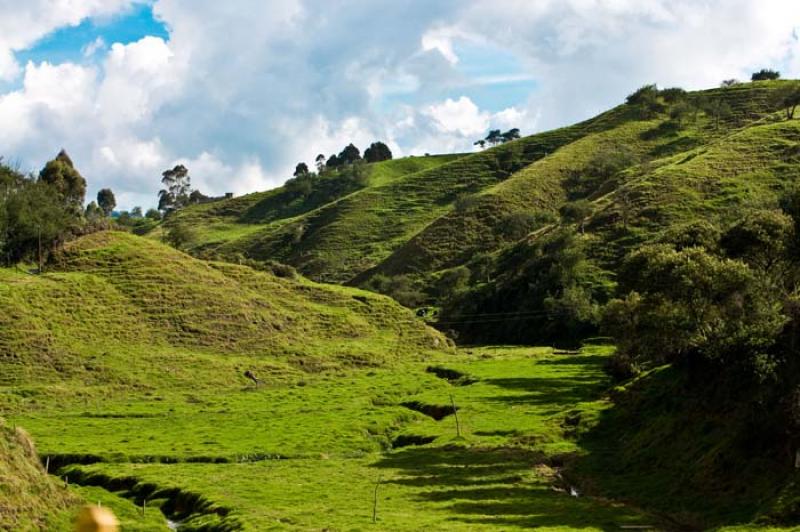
(0, 231, 444, 390)
(0, 418, 75, 530)
(164, 82, 792, 299)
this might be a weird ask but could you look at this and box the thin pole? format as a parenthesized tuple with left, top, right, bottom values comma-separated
(372, 475, 382, 524)
(450, 394, 461, 438)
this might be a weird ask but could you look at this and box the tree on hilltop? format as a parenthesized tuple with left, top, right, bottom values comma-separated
(338, 143, 362, 165)
(364, 142, 393, 163)
(501, 128, 521, 143)
(752, 69, 781, 81)
(158, 164, 192, 214)
(97, 188, 116, 217)
(474, 128, 521, 149)
(39, 150, 86, 211)
(294, 162, 310, 177)
(486, 129, 503, 147)
(315, 154, 326, 173)
(625, 84, 665, 118)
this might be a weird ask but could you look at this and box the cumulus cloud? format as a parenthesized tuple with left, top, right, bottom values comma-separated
(0, 0, 799, 209)
(0, 0, 135, 80)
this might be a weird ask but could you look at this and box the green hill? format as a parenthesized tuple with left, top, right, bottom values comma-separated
(0, 231, 444, 389)
(163, 82, 794, 306)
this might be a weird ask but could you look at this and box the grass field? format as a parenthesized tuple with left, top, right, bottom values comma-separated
(19, 346, 663, 530)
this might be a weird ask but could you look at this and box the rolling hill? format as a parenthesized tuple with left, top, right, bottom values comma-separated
(162, 81, 795, 301)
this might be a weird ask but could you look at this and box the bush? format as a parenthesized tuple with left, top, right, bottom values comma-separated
(163, 223, 198, 251)
(752, 69, 780, 81)
(604, 245, 785, 371)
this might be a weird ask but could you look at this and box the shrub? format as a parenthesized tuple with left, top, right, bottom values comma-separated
(752, 69, 781, 81)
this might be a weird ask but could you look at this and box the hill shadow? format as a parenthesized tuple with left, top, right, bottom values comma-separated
(373, 446, 650, 530)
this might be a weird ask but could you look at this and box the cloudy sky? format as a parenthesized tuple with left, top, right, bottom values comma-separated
(1, 0, 799, 210)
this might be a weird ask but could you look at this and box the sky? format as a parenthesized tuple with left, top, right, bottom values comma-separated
(0, 1, 799, 210)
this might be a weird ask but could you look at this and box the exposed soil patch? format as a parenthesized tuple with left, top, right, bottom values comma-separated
(425, 366, 478, 386)
(59, 466, 243, 531)
(401, 401, 457, 421)
(392, 434, 436, 448)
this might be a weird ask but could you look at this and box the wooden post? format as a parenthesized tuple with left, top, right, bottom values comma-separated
(372, 475, 382, 524)
(450, 394, 461, 438)
(45, 456, 50, 474)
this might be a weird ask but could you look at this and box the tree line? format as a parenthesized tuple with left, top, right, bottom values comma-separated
(285, 141, 392, 200)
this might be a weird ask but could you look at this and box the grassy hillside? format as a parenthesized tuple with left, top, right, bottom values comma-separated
(0, 234, 669, 529)
(444, 81, 800, 345)
(0, 418, 76, 530)
(0, 231, 443, 388)
(162, 154, 464, 264)
(164, 81, 793, 297)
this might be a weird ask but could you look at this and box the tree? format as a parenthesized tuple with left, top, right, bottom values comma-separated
(720, 79, 740, 88)
(85, 201, 103, 221)
(771, 84, 800, 120)
(660, 87, 688, 102)
(473, 140, 487, 150)
(158, 165, 191, 214)
(560, 200, 593, 233)
(130, 206, 143, 218)
(752, 69, 781, 81)
(145, 208, 161, 221)
(668, 100, 693, 128)
(364, 142, 393, 163)
(501, 128, 521, 143)
(704, 98, 733, 129)
(188, 190, 210, 204)
(337, 143, 361, 165)
(315, 154, 326, 173)
(38, 150, 86, 211)
(625, 84, 665, 118)
(499, 212, 541, 240)
(485, 130, 503, 146)
(96, 188, 116, 217)
(2, 179, 74, 269)
(604, 245, 785, 370)
(720, 210, 795, 282)
(163, 222, 198, 250)
(326, 154, 340, 168)
(294, 162, 310, 177)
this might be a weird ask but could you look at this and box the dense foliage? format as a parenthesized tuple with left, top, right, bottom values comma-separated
(0, 155, 81, 268)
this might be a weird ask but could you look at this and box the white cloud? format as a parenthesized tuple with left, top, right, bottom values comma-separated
(82, 36, 106, 58)
(0, 0, 134, 80)
(0, 0, 799, 210)
(424, 96, 489, 136)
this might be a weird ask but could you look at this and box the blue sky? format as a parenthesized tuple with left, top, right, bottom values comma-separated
(18, 4, 167, 63)
(0, 0, 797, 210)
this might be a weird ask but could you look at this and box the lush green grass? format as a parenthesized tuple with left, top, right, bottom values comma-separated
(46, 347, 658, 530)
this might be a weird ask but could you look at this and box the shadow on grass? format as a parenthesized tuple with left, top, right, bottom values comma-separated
(484, 377, 605, 407)
(374, 446, 649, 530)
(571, 366, 793, 531)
